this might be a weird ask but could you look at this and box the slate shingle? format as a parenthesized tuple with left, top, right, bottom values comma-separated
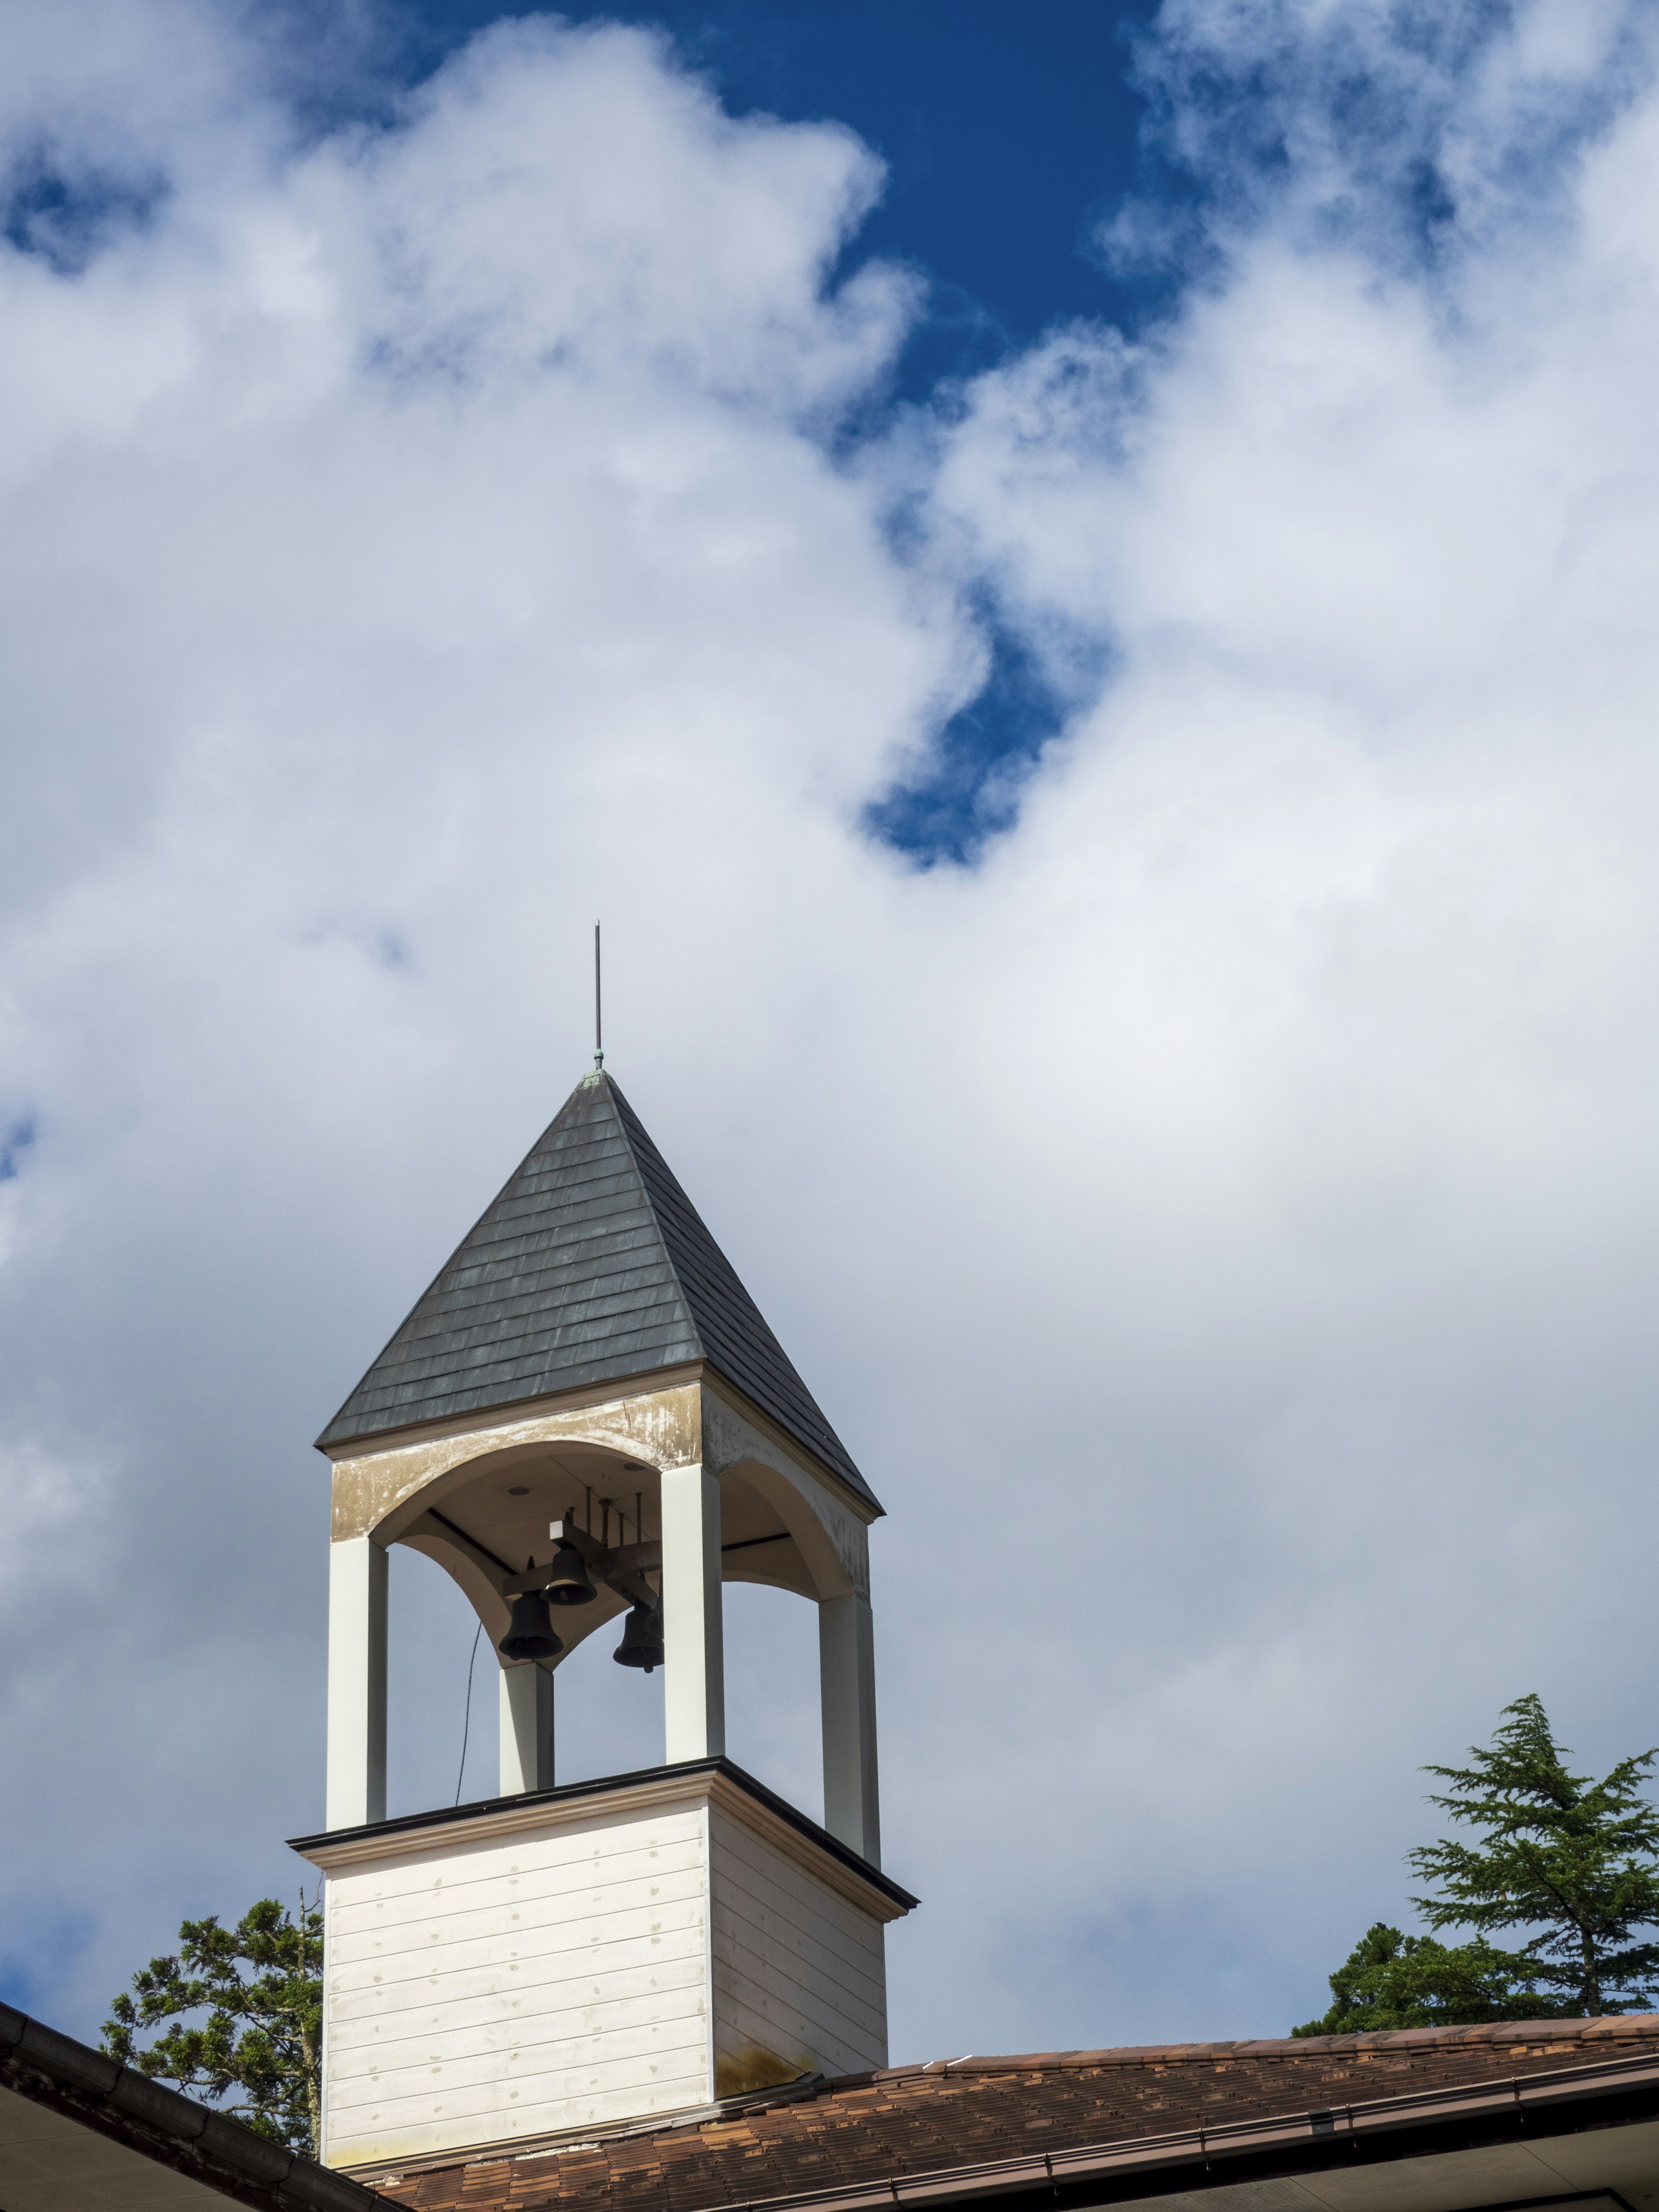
(317, 1074, 874, 1508)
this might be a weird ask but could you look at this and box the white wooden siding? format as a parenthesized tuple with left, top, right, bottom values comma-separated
(321, 1802, 713, 2168)
(314, 1783, 900, 2171)
(708, 1809, 887, 2092)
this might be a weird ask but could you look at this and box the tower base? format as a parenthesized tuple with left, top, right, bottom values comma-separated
(290, 1758, 915, 2174)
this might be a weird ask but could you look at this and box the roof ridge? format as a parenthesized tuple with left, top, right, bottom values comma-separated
(864, 2015, 1659, 2076)
(595, 1070, 694, 1374)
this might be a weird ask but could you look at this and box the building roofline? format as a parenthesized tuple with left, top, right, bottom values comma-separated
(350, 2015, 1659, 2201)
(0, 2000, 389, 2212)
(721, 2057, 1659, 2212)
(876, 2013, 1659, 2070)
(594, 2041, 1659, 2212)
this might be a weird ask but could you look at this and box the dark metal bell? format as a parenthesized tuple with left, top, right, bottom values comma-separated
(613, 1602, 664, 1673)
(544, 1540, 597, 1608)
(499, 1589, 563, 1662)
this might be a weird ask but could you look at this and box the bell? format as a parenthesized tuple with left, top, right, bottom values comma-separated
(544, 1539, 597, 1608)
(499, 1589, 563, 1663)
(613, 1602, 664, 1673)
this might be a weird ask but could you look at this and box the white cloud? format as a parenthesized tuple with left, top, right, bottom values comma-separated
(3, 0, 1659, 2066)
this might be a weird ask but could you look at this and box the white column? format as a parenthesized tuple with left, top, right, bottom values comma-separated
(326, 1536, 387, 1830)
(499, 1663, 554, 1794)
(661, 1463, 724, 1762)
(820, 1595, 881, 1866)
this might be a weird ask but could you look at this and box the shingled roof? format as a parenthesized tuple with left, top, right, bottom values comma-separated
(366, 2017, 1659, 2212)
(317, 1074, 873, 1507)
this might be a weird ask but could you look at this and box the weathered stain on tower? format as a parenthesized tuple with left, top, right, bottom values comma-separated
(290, 1069, 915, 2174)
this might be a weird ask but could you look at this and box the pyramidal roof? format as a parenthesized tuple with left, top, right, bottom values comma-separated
(317, 1072, 875, 1507)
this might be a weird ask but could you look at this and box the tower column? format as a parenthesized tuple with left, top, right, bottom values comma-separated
(499, 1663, 554, 1794)
(326, 1535, 387, 1830)
(819, 1595, 880, 1866)
(661, 1462, 724, 1762)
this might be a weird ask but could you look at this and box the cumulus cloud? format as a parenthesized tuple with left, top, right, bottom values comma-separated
(3, 0, 1659, 2067)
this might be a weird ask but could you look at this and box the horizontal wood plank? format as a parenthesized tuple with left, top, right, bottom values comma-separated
(329, 1834, 705, 1939)
(715, 1818, 885, 1962)
(327, 1921, 707, 2024)
(322, 1799, 715, 2166)
(330, 2010, 711, 2110)
(329, 1866, 708, 1970)
(324, 2057, 710, 2166)
(329, 1950, 707, 2051)
(707, 1811, 887, 2078)
(712, 1878, 886, 2023)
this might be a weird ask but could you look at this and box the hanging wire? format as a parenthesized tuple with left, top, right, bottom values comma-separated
(455, 1623, 484, 1805)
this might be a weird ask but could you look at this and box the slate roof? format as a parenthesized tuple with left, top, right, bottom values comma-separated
(317, 1074, 873, 1507)
(368, 2017, 1659, 2212)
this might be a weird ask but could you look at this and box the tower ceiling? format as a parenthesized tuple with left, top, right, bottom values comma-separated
(316, 1072, 875, 1508)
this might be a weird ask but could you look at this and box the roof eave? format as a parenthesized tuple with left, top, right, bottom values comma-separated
(312, 1360, 884, 1522)
(0, 2002, 389, 2212)
(623, 2053, 1659, 2212)
(311, 1361, 709, 1460)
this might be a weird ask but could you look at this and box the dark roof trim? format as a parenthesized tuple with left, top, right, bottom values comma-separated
(653, 2051, 1659, 2212)
(286, 1754, 919, 1913)
(0, 2001, 388, 2212)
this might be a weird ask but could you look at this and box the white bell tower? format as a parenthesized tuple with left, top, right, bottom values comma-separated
(291, 1071, 914, 2175)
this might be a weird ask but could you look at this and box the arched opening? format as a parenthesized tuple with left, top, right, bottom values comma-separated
(385, 1543, 493, 1818)
(544, 1612, 666, 1786)
(721, 1579, 822, 1821)
(330, 1404, 877, 1858)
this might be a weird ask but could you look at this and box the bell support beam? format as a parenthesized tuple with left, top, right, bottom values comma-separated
(819, 1593, 881, 1867)
(542, 1521, 657, 1612)
(499, 1664, 554, 1794)
(326, 1535, 388, 1831)
(661, 1463, 725, 1762)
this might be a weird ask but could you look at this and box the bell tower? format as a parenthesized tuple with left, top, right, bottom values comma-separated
(290, 1071, 914, 2174)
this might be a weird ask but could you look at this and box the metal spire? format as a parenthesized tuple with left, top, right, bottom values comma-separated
(594, 921, 604, 1071)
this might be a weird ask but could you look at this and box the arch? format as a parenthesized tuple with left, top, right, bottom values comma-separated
(324, 1376, 880, 1853)
(717, 1460, 856, 1602)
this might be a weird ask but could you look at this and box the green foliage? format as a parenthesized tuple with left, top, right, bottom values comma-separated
(102, 1895, 322, 2153)
(1411, 1693, 1659, 2017)
(1292, 1920, 1573, 2037)
(1296, 1695, 1659, 2035)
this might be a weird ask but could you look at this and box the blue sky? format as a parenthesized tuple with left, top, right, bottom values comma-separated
(359, 0, 1160, 866)
(391, 0, 1154, 356)
(4, 0, 1659, 2082)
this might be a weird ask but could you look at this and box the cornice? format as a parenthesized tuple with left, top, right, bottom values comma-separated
(288, 1755, 916, 1921)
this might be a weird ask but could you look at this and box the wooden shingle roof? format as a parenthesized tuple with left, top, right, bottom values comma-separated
(367, 2017, 1659, 2212)
(317, 1074, 874, 1508)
